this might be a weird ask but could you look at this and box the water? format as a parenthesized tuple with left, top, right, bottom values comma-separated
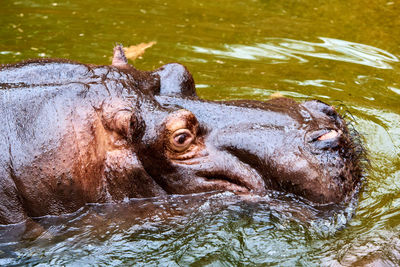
(1, 0, 400, 265)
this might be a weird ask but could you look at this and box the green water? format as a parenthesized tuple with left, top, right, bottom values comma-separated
(1, 0, 400, 265)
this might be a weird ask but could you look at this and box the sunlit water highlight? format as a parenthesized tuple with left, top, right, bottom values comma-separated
(191, 37, 399, 69)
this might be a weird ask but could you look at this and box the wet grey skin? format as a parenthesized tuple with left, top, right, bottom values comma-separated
(0, 45, 362, 225)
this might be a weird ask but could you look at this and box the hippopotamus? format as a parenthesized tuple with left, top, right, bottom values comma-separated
(0, 45, 362, 225)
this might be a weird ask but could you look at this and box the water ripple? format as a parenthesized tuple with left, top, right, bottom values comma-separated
(190, 37, 399, 69)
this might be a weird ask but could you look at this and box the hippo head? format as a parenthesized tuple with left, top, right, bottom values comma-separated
(110, 46, 363, 205)
(0, 46, 364, 225)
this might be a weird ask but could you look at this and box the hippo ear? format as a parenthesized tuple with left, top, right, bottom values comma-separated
(112, 44, 132, 70)
(152, 63, 198, 98)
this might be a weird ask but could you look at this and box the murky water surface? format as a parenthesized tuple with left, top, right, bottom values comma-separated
(1, 0, 400, 265)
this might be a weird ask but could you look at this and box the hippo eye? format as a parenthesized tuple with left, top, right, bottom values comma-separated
(169, 129, 194, 152)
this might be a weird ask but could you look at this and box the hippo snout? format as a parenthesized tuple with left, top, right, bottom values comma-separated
(151, 96, 362, 204)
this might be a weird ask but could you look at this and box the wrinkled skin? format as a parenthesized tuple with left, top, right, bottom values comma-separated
(0, 46, 362, 225)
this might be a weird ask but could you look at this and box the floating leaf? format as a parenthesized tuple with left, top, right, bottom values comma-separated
(123, 41, 156, 61)
(269, 92, 284, 99)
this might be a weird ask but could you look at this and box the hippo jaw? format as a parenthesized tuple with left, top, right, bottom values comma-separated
(134, 95, 362, 205)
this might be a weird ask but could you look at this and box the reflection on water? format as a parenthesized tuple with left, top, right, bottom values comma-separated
(191, 37, 399, 69)
(0, 192, 360, 266)
(1, 0, 400, 265)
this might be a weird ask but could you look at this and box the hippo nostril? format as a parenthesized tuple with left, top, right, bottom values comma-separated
(303, 100, 339, 119)
(321, 105, 338, 119)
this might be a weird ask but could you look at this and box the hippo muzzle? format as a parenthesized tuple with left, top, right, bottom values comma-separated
(143, 94, 361, 204)
(0, 45, 362, 224)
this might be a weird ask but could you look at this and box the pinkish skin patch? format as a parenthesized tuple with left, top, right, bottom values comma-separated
(318, 130, 341, 141)
(112, 45, 129, 67)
